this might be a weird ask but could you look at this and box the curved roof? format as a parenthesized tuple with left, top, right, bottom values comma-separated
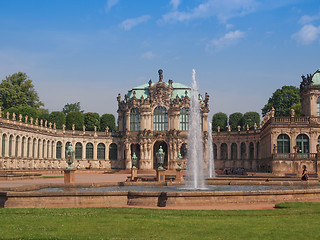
(127, 82, 191, 100)
(312, 69, 320, 85)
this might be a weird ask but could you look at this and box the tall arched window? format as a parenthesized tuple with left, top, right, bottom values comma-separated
(231, 143, 237, 160)
(97, 143, 105, 160)
(241, 142, 246, 160)
(249, 142, 254, 160)
(2, 134, 6, 157)
(109, 143, 117, 160)
(27, 138, 31, 158)
(9, 135, 13, 157)
(15, 136, 19, 157)
(56, 141, 62, 159)
(277, 134, 290, 153)
(32, 139, 36, 158)
(130, 108, 140, 131)
(21, 137, 25, 157)
(296, 134, 309, 153)
(220, 143, 228, 160)
(153, 107, 168, 131)
(75, 142, 82, 159)
(180, 108, 189, 131)
(317, 97, 320, 116)
(86, 143, 93, 160)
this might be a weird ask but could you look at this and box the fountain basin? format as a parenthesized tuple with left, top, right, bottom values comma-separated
(1, 180, 320, 209)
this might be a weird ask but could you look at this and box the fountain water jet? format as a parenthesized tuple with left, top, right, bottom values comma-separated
(186, 69, 206, 189)
(208, 122, 215, 178)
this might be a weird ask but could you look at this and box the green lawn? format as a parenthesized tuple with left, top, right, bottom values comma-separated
(0, 202, 319, 239)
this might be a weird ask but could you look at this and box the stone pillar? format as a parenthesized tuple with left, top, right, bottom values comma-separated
(48, 141, 52, 159)
(175, 168, 183, 182)
(125, 143, 132, 169)
(237, 142, 241, 160)
(12, 137, 16, 158)
(82, 142, 86, 160)
(64, 169, 76, 183)
(38, 141, 43, 159)
(125, 111, 130, 131)
(216, 143, 221, 160)
(105, 143, 109, 160)
(93, 142, 97, 160)
(5, 136, 9, 158)
(157, 168, 165, 182)
(43, 141, 47, 159)
(17, 137, 21, 158)
(227, 143, 231, 160)
(53, 142, 56, 159)
(202, 112, 208, 132)
(130, 167, 138, 181)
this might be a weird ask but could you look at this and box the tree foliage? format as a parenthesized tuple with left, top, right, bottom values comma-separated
(0, 72, 43, 109)
(49, 111, 66, 129)
(262, 86, 300, 117)
(212, 112, 228, 132)
(62, 102, 82, 115)
(242, 112, 260, 129)
(84, 112, 100, 131)
(228, 112, 243, 131)
(66, 111, 84, 130)
(100, 114, 116, 132)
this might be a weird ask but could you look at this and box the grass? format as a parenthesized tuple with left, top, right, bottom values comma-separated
(0, 202, 319, 239)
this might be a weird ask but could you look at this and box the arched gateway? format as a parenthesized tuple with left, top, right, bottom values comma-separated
(153, 141, 168, 169)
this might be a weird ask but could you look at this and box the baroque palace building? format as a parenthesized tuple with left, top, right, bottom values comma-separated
(0, 68, 320, 176)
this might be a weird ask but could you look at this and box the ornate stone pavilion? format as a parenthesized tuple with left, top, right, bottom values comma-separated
(0, 68, 320, 176)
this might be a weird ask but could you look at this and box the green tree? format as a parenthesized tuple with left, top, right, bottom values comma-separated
(212, 112, 228, 132)
(262, 86, 300, 117)
(292, 103, 302, 116)
(62, 102, 82, 115)
(0, 72, 43, 109)
(49, 111, 66, 129)
(66, 111, 84, 130)
(39, 112, 50, 123)
(84, 112, 100, 131)
(100, 114, 116, 132)
(228, 112, 243, 131)
(242, 112, 260, 129)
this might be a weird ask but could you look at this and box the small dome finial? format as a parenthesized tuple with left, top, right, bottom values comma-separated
(158, 69, 163, 82)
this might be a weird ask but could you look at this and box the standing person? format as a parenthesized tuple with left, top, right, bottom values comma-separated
(301, 165, 309, 181)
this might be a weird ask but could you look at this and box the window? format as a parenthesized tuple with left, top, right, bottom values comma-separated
(153, 107, 168, 131)
(56, 141, 62, 159)
(109, 143, 117, 160)
(86, 143, 93, 160)
(220, 143, 228, 160)
(130, 108, 140, 131)
(180, 108, 189, 131)
(231, 143, 237, 160)
(2, 134, 6, 157)
(9, 135, 13, 157)
(241, 142, 246, 160)
(296, 134, 309, 153)
(277, 134, 290, 153)
(97, 143, 105, 160)
(75, 142, 82, 159)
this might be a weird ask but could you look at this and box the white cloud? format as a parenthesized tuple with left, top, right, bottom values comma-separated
(170, 0, 181, 10)
(299, 14, 320, 25)
(141, 51, 155, 59)
(292, 24, 320, 45)
(105, 0, 119, 11)
(206, 30, 245, 51)
(120, 15, 151, 30)
(161, 0, 258, 23)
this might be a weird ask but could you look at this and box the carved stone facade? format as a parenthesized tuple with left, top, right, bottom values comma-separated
(1, 68, 320, 176)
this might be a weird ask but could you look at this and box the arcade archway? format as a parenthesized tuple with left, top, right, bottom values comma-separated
(153, 141, 168, 169)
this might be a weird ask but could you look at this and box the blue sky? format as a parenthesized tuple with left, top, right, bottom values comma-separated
(1, 0, 320, 119)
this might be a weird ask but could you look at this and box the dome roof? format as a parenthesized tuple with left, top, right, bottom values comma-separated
(312, 69, 320, 85)
(127, 82, 191, 100)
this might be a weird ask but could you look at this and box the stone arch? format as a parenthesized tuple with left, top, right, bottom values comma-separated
(130, 143, 140, 167)
(153, 140, 168, 169)
(1, 133, 6, 157)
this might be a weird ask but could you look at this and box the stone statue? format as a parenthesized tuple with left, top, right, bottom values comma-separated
(0, 107, 2, 117)
(217, 126, 220, 132)
(45, 120, 47, 127)
(19, 114, 22, 121)
(94, 126, 97, 132)
(25, 115, 28, 123)
(158, 69, 163, 82)
(62, 124, 66, 131)
(6, 112, 9, 119)
(228, 125, 231, 132)
(65, 144, 74, 169)
(53, 123, 56, 129)
(246, 124, 249, 131)
(12, 112, 16, 120)
(106, 126, 109, 132)
(72, 124, 75, 131)
(40, 119, 43, 126)
(30, 117, 33, 124)
(35, 118, 38, 125)
(83, 125, 86, 132)
(291, 108, 295, 118)
(237, 125, 241, 131)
